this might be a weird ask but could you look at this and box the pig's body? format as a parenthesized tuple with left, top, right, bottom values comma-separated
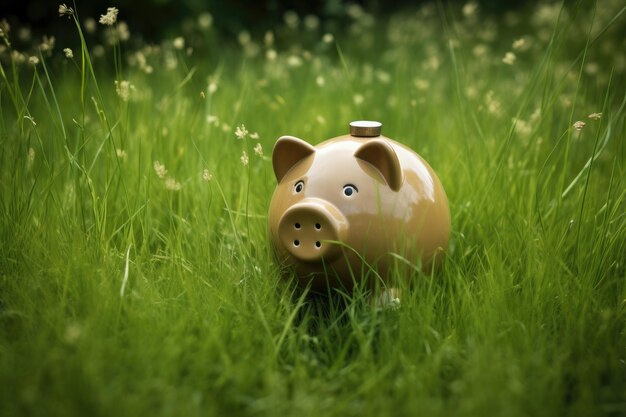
(269, 132, 450, 291)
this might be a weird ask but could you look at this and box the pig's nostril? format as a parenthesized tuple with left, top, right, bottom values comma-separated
(294, 223, 301, 229)
(315, 223, 321, 230)
(294, 240, 300, 247)
(315, 241, 321, 248)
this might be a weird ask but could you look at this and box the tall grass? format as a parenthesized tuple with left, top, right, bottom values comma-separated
(1, 1, 625, 416)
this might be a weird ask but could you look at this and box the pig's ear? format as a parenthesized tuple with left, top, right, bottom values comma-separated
(272, 136, 316, 182)
(354, 139, 402, 191)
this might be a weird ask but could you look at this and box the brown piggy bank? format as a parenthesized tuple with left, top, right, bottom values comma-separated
(268, 121, 450, 291)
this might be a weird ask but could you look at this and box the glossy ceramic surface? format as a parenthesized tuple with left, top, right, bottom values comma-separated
(268, 122, 451, 290)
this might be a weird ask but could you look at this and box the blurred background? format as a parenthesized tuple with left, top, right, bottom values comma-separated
(3, 0, 533, 41)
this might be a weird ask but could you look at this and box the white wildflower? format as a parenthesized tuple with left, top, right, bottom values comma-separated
(304, 15, 319, 30)
(465, 85, 478, 99)
(472, 44, 488, 57)
(208, 81, 218, 95)
(0, 20, 10, 46)
(39, 35, 55, 53)
(240, 151, 249, 166)
(198, 13, 213, 29)
(462, 1, 479, 18)
(502, 51, 516, 65)
(573, 121, 586, 131)
(584, 62, 599, 76)
(266, 49, 277, 61)
(485, 90, 501, 115)
(116, 21, 130, 42)
(173, 36, 185, 50)
(202, 169, 212, 182)
(84, 18, 96, 34)
(116, 149, 127, 160)
(353, 94, 364, 105)
(27, 147, 35, 170)
(235, 124, 248, 139)
(513, 118, 531, 136)
(165, 177, 182, 191)
(346, 4, 364, 19)
(316, 115, 326, 125)
(287, 55, 302, 67)
(92, 45, 105, 58)
(423, 55, 440, 71)
(414, 78, 430, 91)
(28, 56, 39, 66)
(376, 70, 391, 84)
(11, 51, 26, 64)
(284, 10, 299, 29)
(512, 37, 528, 51)
(530, 108, 541, 123)
(64, 322, 82, 344)
(99, 7, 119, 26)
(249, 132, 259, 140)
(237, 31, 250, 46)
(114, 80, 134, 101)
(316, 75, 325, 87)
(18, 27, 31, 42)
(153, 161, 167, 178)
(254, 143, 263, 157)
(588, 112, 602, 120)
(63, 48, 73, 58)
(207, 115, 219, 126)
(322, 33, 334, 44)
(58, 4, 74, 17)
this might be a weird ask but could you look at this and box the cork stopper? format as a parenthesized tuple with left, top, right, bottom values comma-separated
(349, 120, 382, 137)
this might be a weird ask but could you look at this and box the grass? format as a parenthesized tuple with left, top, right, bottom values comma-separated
(1, 1, 625, 416)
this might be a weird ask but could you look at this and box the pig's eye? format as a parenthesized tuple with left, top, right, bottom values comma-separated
(294, 180, 304, 193)
(343, 184, 358, 197)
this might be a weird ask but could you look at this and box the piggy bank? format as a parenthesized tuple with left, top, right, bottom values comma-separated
(268, 121, 450, 291)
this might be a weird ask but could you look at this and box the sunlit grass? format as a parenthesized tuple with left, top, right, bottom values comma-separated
(1, 1, 625, 416)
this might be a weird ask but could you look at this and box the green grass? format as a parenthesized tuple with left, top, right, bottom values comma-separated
(1, 1, 625, 416)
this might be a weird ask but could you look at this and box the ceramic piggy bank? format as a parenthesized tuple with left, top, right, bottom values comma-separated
(268, 121, 450, 291)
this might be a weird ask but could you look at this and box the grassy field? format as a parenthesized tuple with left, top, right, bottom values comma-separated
(1, 1, 625, 416)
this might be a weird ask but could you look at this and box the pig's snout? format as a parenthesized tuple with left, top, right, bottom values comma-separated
(278, 199, 348, 263)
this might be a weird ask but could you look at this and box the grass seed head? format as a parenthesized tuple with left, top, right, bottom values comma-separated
(235, 124, 248, 140)
(165, 177, 182, 191)
(58, 4, 74, 17)
(198, 13, 213, 29)
(153, 161, 167, 179)
(173, 36, 185, 50)
(502, 51, 516, 65)
(254, 143, 263, 157)
(99, 7, 119, 26)
(84, 18, 97, 34)
(39, 35, 56, 53)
